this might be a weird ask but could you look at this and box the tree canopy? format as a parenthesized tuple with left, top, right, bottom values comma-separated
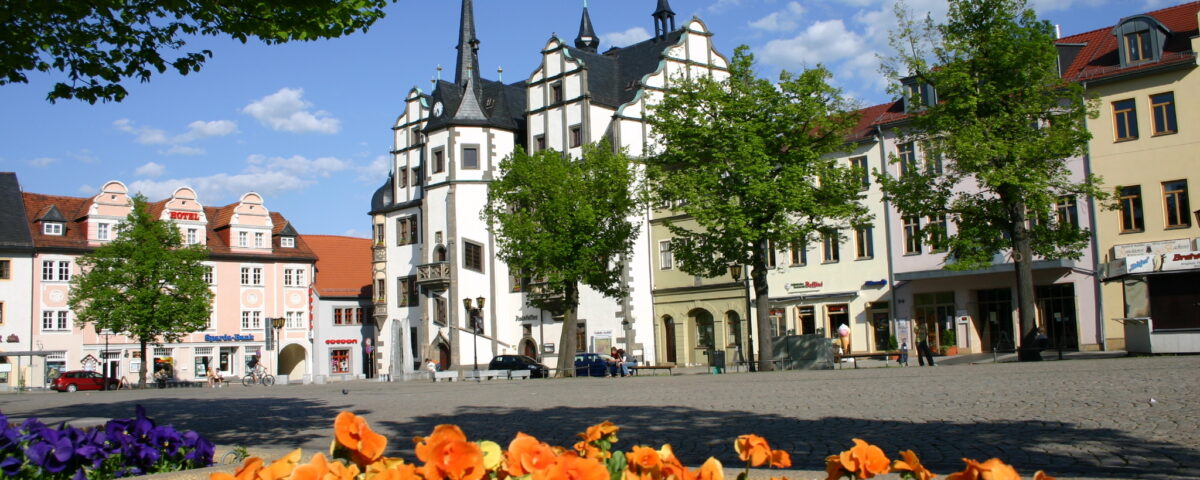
(69, 194, 213, 386)
(879, 0, 1104, 359)
(1, 0, 392, 103)
(646, 46, 870, 371)
(483, 141, 642, 376)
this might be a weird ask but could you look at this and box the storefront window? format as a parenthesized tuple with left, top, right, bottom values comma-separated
(331, 349, 350, 374)
(768, 309, 785, 337)
(796, 306, 816, 335)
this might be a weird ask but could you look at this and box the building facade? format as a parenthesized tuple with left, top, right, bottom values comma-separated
(1060, 3, 1200, 352)
(7, 177, 318, 387)
(306, 235, 375, 382)
(370, 0, 729, 378)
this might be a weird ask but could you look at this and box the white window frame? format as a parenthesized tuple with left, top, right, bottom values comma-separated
(281, 237, 295, 248)
(186, 228, 199, 245)
(238, 231, 248, 247)
(254, 232, 265, 248)
(241, 310, 262, 330)
(659, 240, 674, 270)
(42, 310, 70, 332)
(43, 223, 63, 235)
(97, 222, 110, 241)
(286, 311, 304, 329)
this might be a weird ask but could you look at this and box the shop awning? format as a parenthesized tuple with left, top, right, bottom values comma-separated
(770, 290, 859, 305)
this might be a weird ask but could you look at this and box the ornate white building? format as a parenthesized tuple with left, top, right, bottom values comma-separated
(368, 0, 730, 379)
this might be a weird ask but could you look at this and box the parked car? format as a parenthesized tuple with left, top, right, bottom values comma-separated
(51, 370, 118, 392)
(488, 354, 550, 378)
(574, 352, 618, 377)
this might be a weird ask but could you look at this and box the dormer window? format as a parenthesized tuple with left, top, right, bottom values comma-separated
(44, 223, 63, 235)
(1113, 16, 1168, 68)
(281, 237, 295, 248)
(901, 77, 936, 113)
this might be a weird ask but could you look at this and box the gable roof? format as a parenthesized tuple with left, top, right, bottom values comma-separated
(22, 192, 93, 251)
(305, 235, 372, 299)
(1057, 1, 1199, 82)
(0, 173, 34, 251)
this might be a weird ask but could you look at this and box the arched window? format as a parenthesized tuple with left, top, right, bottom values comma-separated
(690, 309, 715, 349)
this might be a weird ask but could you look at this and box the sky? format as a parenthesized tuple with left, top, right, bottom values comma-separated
(0, 0, 1180, 238)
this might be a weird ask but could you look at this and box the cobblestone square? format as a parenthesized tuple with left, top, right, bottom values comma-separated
(3, 355, 1198, 479)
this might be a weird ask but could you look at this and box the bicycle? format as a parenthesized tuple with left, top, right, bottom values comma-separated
(242, 366, 275, 387)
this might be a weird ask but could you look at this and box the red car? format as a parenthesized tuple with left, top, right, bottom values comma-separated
(51, 370, 118, 392)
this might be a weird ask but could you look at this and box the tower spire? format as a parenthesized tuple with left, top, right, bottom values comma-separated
(455, 0, 482, 85)
(653, 0, 676, 39)
(575, 1, 600, 52)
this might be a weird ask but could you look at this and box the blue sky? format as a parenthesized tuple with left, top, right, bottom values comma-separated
(0, 0, 1175, 238)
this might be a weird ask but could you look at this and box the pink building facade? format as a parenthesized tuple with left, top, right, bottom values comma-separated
(17, 179, 317, 387)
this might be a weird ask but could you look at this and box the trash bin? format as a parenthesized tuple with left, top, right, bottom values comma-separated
(708, 349, 726, 374)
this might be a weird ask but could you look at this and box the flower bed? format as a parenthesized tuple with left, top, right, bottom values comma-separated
(1, 406, 215, 479)
(215, 411, 1060, 480)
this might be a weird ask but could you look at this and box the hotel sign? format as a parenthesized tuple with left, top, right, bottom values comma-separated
(169, 211, 201, 221)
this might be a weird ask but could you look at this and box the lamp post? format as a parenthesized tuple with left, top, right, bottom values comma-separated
(103, 332, 109, 391)
(270, 317, 285, 377)
(729, 264, 756, 372)
(463, 297, 486, 380)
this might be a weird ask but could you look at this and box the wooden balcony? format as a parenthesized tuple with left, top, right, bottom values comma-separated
(416, 262, 451, 286)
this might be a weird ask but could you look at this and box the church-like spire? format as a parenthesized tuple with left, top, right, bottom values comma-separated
(653, 0, 676, 39)
(575, 1, 600, 52)
(454, 0, 482, 86)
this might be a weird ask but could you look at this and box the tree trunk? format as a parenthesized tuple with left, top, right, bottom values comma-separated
(554, 283, 580, 377)
(752, 239, 775, 372)
(1008, 198, 1043, 362)
(138, 341, 148, 388)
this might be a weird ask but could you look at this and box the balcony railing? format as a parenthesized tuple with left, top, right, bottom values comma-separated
(416, 262, 451, 286)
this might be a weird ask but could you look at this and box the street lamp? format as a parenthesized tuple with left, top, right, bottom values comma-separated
(729, 264, 757, 372)
(270, 317, 285, 377)
(463, 297, 486, 380)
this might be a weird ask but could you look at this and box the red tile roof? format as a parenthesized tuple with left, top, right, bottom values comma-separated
(21, 189, 316, 262)
(304, 235, 372, 299)
(1057, 1, 1199, 82)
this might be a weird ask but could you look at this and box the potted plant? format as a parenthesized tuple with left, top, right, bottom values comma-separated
(887, 335, 899, 361)
(940, 329, 958, 356)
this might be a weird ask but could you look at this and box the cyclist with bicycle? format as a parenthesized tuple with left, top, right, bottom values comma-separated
(246, 355, 261, 381)
(242, 355, 275, 386)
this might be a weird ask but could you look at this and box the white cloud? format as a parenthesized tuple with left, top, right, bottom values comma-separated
(749, 2, 807, 32)
(77, 184, 96, 194)
(759, 19, 867, 68)
(241, 88, 341, 134)
(29, 157, 57, 167)
(706, 0, 745, 13)
(342, 228, 370, 239)
(357, 154, 390, 182)
(602, 27, 652, 48)
(246, 154, 351, 178)
(134, 162, 166, 178)
(114, 118, 237, 155)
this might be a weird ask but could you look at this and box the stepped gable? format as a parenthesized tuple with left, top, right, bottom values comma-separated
(305, 235, 372, 299)
(1057, 1, 1199, 82)
(0, 173, 34, 251)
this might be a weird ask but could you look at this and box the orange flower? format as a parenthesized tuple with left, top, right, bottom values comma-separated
(734, 434, 773, 467)
(892, 450, 935, 480)
(533, 452, 609, 480)
(210, 456, 263, 480)
(831, 439, 890, 479)
(364, 456, 411, 478)
(946, 458, 1020, 480)
(257, 449, 302, 480)
(291, 453, 330, 480)
(769, 449, 792, 469)
(573, 440, 604, 460)
(658, 445, 690, 480)
(414, 425, 485, 480)
(579, 421, 620, 443)
(627, 445, 663, 472)
(369, 463, 424, 480)
(694, 457, 724, 480)
(333, 411, 388, 465)
(506, 432, 559, 476)
(1033, 471, 1056, 480)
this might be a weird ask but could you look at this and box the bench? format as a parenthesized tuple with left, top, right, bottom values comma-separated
(432, 371, 459, 382)
(834, 352, 898, 369)
(630, 363, 675, 375)
(507, 370, 531, 380)
(463, 370, 505, 381)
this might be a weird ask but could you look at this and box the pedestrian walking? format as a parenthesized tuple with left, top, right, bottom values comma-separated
(899, 340, 909, 367)
(916, 328, 936, 367)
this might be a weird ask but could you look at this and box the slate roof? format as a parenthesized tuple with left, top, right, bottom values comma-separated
(564, 29, 686, 109)
(305, 235, 372, 299)
(19, 187, 316, 261)
(0, 173, 34, 251)
(423, 78, 527, 132)
(1056, 1, 1199, 82)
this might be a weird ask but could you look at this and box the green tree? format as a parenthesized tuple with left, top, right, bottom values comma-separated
(483, 141, 641, 377)
(645, 46, 870, 371)
(1, 0, 392, 103)
(879, 0, 1103, 360)
(69, 194, 213, 387)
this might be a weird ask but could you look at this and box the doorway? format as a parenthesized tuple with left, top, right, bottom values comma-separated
(1036, 283, 1078, 349)
(977, 288, 1014, 351)
(913, 292, 955, 347)
(663, 316, 677, 363)
(796, 306, 815, 335)
(871, 310, 891, 351)
(436, 342, 451, 371)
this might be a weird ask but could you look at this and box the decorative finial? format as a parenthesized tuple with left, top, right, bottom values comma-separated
(436, 64, 443, 81)
(497, 66, 504, 82)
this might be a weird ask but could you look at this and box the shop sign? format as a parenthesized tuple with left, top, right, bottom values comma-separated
(862, 280, 887, 288)
(790, 281, 823, 289)
(204, 334, 254, 342)
(1162, 251, 1200, 272)
(325, 339, 358, 344)
(1126, 255, 1155, 273)
(1111, 238, 1191, 259)
(169, 211, 201, 221)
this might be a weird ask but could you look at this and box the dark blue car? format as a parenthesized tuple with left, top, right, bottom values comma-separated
(574, 352, 617, 377)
